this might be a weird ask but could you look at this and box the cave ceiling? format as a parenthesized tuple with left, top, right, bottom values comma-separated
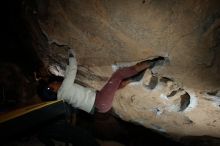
(25, 0, 220, 138)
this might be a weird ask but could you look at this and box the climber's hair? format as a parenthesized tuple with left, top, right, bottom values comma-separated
(37, 75, 64, 101)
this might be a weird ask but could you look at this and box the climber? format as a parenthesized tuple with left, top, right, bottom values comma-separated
(37, 49, 163, 113)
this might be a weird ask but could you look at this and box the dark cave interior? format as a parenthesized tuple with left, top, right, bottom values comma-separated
(1, 0, 40, 75)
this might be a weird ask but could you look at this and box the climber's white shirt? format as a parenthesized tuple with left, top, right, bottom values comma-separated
(57, 57, 96, 113)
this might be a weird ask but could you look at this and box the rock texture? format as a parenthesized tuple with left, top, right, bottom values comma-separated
(24, 0, 220, 138)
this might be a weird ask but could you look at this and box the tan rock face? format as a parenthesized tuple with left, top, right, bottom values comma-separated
(25, 0, 220, 137)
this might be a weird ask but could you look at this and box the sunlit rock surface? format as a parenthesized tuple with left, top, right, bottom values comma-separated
(25, 0, 220, 138)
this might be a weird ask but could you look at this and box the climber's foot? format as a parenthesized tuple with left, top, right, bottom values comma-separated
(134, 56, 165, 72)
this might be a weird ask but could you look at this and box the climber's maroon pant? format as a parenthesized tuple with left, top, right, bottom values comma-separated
(95, 66, 139, 113)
